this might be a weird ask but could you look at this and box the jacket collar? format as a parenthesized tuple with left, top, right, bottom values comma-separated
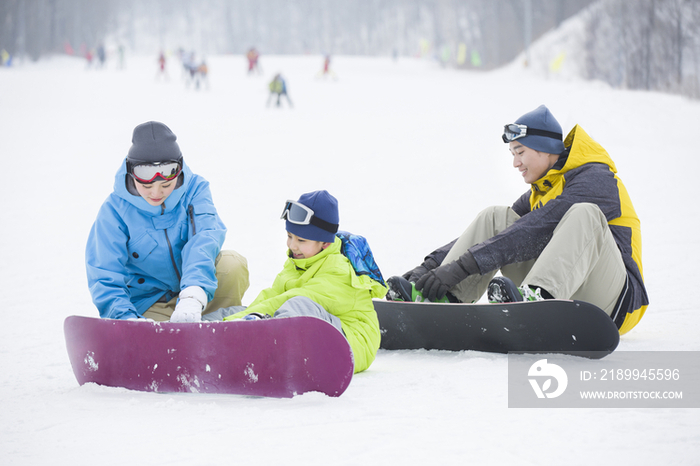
(531, 124, 617, 193)
(288, 237, 341, 269)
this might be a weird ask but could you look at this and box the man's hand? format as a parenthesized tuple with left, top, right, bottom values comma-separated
(415, 252, 479, 301)
(402, 257, 439, 283)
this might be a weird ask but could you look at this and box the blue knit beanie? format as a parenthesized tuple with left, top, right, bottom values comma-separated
(513, 105, 565, 155)
(285, 190, 339, 243)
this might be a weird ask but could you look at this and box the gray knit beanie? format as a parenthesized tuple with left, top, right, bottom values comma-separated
(127, 121, 182, 165)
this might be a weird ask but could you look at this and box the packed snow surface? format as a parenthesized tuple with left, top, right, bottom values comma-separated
(1, 51, 699, 465)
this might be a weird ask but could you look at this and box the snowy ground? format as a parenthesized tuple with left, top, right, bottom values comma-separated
(1, 49, 699, 465)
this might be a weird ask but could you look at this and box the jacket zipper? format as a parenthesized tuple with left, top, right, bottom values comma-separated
(188, 205, 196, 236)
(162, 203, 182, 282)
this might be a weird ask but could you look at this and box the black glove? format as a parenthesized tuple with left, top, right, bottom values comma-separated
(402, 239, 457, 282)
(415, 252, 479, 301)
(402, 257, 439, 283)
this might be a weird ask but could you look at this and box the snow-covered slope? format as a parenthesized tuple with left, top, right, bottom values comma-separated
(1, 51, 698, 465)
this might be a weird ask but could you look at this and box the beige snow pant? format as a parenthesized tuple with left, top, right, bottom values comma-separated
(442, 203, 626, 316)
(143, 250, 250, 322)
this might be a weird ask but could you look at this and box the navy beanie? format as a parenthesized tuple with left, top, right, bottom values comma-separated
(286, 190, 339, 243)
(127, 121, 182, 165)
(513, 105, 565, 155)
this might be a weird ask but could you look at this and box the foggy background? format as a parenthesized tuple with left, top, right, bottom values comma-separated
(2, 0, 700, 97)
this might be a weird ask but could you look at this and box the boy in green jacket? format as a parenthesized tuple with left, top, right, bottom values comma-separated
(216, 190, 385, 373)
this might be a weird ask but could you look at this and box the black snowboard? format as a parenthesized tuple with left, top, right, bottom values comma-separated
(374, 299, 619, 359)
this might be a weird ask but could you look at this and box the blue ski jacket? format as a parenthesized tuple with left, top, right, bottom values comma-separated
(85, 160, 226, 319)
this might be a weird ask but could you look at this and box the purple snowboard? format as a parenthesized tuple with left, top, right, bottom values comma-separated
(64, 315, 354, 398)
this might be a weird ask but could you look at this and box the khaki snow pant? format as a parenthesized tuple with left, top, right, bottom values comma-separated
(203, 296, 344, 334)
(442, 203, 626, 316)
(142, 250, 250, 322)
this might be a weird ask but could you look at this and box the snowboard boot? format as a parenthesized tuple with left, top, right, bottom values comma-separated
(386, 276, 451, 303)
(386, 276, 414, 301)
(487, 276, 544, 303)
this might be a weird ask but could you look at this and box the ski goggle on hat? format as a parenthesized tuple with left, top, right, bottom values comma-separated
(502, 123, 562, 143)
(280, 200, 338, 234)
(130, 162, 182, 184)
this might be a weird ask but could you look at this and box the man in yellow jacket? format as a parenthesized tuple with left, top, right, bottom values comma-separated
(219, 190, 385, 373)
(390, 105, 648, 335)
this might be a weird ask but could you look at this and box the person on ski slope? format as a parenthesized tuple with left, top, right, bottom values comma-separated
(85, 121, 250, 322)
(386, 105, 648, 335)
(157, 51, 168, 80)
(246, 47, 260, 74)
(316, 54, 337, 79)
(212, 190, 386, 373)
(267, 73, 293, 107)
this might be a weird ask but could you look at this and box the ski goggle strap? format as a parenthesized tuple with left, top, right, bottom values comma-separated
(502, 123, 562, 143)
(130, 162, 182, 183)
(281, 200, 339, 234)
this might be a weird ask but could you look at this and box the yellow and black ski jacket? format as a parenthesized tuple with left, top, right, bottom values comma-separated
(426, 125, 648, 334)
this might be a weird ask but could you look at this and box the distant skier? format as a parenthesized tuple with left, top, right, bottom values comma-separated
(0, 49, 11, 67)
(84, 47, 94, 69)
(156, 51, 168, 80)
(194, 59, 209, 90)
(117, 44, 125, 69)
(246, 47, 260, 74)
(387, 105, 649, 335)
(267, 73, 293, 108)
(316, 54, 338, 80)
(96, 44, 106, 68)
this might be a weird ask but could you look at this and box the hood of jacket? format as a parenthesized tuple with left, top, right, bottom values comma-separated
(529, 125, 617, 208)
(113, 158, 192, 216)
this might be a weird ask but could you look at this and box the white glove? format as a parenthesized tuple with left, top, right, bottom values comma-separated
(171, 286, 207, 322)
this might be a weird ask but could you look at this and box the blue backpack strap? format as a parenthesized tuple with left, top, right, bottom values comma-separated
(336, 231, 386, 287)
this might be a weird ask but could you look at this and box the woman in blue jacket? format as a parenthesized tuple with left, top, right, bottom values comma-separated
(85, 121, 249, 322)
